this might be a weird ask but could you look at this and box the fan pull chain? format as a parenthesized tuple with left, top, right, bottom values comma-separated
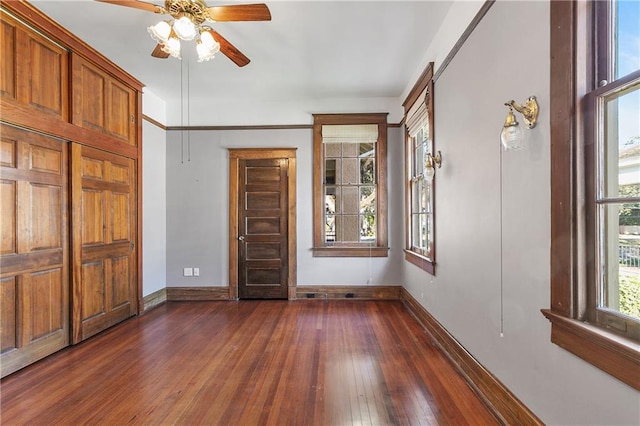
(180, 58, 184, 164)
(187, 58, 191, 162)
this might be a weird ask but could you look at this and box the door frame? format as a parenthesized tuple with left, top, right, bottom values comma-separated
(228, 148, 297, 300)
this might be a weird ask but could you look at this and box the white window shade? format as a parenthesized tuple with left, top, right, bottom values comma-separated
(322, 124, 378, 144)
(406, 87, 428, 137)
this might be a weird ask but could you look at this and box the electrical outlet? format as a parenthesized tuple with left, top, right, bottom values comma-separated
(183, 267, 193, 277)
(193, 268, 200, 277)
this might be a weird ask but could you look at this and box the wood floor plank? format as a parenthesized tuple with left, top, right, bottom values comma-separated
(0, 301, 499, 425)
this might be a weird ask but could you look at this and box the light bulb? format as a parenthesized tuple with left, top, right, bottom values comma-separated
(148, 21, 171, 43)
(173, 16, 197, 41)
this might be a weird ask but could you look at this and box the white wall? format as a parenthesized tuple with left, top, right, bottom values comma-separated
(165, 127, 403, 288)
(401, 1, 640, 425)
(142, 89, 167, 296)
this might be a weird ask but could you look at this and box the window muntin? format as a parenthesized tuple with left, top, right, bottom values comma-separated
(312, 114, 388, 257)
(323, 140, 377, 243)
(408, 125, 433, 257)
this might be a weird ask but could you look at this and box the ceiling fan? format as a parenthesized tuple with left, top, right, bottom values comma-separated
(96, 0, 271, 66)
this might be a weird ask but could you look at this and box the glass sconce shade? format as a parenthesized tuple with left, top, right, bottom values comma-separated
(500, 109, 523, 150)
(425, 164, 436, 181)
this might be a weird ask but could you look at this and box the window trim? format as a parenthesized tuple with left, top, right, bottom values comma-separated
(312, 113, 389, 257)
(403, 63, 436, 274)
(542, 0, 640, 391)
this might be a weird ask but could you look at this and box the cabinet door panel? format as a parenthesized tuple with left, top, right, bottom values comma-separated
(81, 261, 106, 320)
(74, 62, 106, 131)
(81, 189, 106, 245)
(1, 180, 17, 255)
(27, 268, 64, 341)
(107, 80, 136, 143)
(0, 277, 18, 354)
(23, 32, 67, 116)
(71, 143, 137, 343)
(0, 18, 17, 100)
(0, 124, 68, 378)
(0, 14, 68, 119)
(29, 183, 63, 251)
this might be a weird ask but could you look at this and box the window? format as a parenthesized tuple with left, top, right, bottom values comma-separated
(403, 63, 435, 274)
(588, 0, 640, 341)
(543, 0, 640, 390)
(312, 113, 389, 257)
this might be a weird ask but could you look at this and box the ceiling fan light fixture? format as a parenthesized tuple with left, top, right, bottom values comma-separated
(173, 15, 197, 41)
(148, 20, 172, 43)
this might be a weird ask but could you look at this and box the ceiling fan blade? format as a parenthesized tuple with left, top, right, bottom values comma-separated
(207, 4, 271, 21)
(151, 44, 170, 59)
(209, 29, 250, 67)
(95, 0, 163, 13)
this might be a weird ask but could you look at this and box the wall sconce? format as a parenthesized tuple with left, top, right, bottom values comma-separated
(500, 96, 539, 150)
(425, 151, 442, 181)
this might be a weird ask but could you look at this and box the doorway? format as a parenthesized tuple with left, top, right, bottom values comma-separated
(228, 149, 297, 299)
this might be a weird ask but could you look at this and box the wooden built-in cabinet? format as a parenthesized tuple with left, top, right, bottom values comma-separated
(72, 55, 138, 147)
(0, 2, 143, 377)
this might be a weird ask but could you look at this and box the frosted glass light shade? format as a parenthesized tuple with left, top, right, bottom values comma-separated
(200, 30, 216, 49)
(500, 124, 522, 150)
(173, 16, 197, 41)
(196, 31, 220, 62)
(162, 36, 181, 59)
(425, 165, 435, 181)
(196, 42, 215, 62)
(148, 21, 172, 43)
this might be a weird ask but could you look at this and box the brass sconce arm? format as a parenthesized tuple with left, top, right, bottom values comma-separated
(505, 96, 538, 129)
(425, 150, 442, 169)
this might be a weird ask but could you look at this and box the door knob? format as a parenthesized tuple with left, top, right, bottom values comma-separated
(238, 236, 245, 241)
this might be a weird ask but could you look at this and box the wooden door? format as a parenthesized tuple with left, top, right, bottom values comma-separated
(0, 124, 69, 377)
(71, 143, 137, 343)
(238, 158, 289, 299)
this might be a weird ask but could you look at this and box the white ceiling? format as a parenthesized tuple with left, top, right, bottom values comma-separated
(30, 1, 453, 125)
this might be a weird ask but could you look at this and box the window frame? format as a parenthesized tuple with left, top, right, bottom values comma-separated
(542, 0, 640, 391)
(312, 113, 389, 257)
(402, 63, 436, 274)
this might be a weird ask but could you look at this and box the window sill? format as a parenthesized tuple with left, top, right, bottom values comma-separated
(312, 246, 389, 258)
(404, 249, 435, 275)
(541, 309, 640, 391)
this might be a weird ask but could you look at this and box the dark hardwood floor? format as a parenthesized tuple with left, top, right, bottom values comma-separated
(0, 301, 498, 425)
